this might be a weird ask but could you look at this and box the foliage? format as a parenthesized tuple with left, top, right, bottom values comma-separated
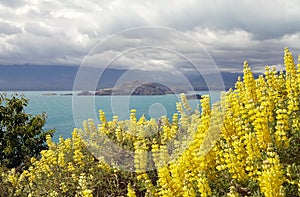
(0, 94, 54, 169)
(1, 130, 143, 197)
(2, 48, 300, 196)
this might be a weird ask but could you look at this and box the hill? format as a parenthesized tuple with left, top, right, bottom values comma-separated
(94, 81, 175, 95)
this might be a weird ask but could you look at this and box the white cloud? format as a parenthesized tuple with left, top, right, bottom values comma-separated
(281, 33, 300, 49)
(0, 0, 26, 8)
(0, 21, 22, 35)
(25, 22, 55, 37)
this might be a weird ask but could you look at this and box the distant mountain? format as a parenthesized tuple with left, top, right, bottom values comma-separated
(0, 65, 126, 91)
(0, 65, 261, 91)
(186, 71, 262, 90)
(0, 65, 77, 91)
(189, 72, 240, 90)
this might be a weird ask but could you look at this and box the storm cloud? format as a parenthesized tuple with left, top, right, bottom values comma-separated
(0, 0, 300, 72)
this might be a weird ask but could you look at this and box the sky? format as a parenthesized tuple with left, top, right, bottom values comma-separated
(1, 0, 300, 73)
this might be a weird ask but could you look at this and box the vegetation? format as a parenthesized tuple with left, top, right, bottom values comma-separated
(0, 94, 55, 196)
(1, 48, 300, 196)
(0, 94, 54, 169)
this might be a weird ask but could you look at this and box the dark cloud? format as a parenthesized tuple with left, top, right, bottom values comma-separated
(0, 0, 299, 73)
(161, 0, 300, 40)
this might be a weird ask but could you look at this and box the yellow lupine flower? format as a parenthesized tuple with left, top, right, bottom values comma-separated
(133, 139, 148, 173)
(197, 174, 212, 197)
(258, 146, 284, 197)
(130, 109, 137, 122)
(183, 184, 196, 197)
(127, 183, 137, 197)
(99, 110, 106, 123)
(8, 168, 18, 187)
(60, 182, 68, 193)
(243, 61, 257, 102)
(275, 108, 289, 147)
(74, 149, 85, 167)
(157, 166, 172, 196)
(58, 151, 65, 167)
(180, 93, 192, 112)
(82, 189, 93, 197)
(227, 186, 240, 197)
(49, 191, 59, 197)
(68, 162, 76, 171)
(253, 106, 271, 150)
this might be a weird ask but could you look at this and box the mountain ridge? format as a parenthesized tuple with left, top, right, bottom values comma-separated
(0, 65, 260, 91)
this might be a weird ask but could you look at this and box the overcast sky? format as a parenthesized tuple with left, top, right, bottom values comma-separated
(1, 0, 300, 72)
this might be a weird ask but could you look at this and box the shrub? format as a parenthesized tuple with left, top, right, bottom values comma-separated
(1, 130, 143, 197)
(0, 94, 54, 170)
(0, 94, 55, 196)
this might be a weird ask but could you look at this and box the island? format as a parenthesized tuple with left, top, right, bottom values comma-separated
(77, 81, 178, 96)
(97, 81, 175, 95)
(186, 94, 202, 100)
(42, 93, 57, 96)
(60, 93, 73, 96)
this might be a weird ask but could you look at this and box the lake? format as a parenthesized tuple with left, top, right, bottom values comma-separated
(2, 91, 222, 142)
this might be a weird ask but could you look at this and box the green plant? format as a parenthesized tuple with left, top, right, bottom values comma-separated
(0, 93, 54, 170)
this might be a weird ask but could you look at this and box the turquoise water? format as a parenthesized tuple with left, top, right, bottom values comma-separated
(2, 91, 221, 142)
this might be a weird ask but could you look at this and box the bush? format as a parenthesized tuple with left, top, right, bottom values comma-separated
(1, 130, 143, 196)
(0, 94, 54, 170)
(0, 94, 55, 196)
